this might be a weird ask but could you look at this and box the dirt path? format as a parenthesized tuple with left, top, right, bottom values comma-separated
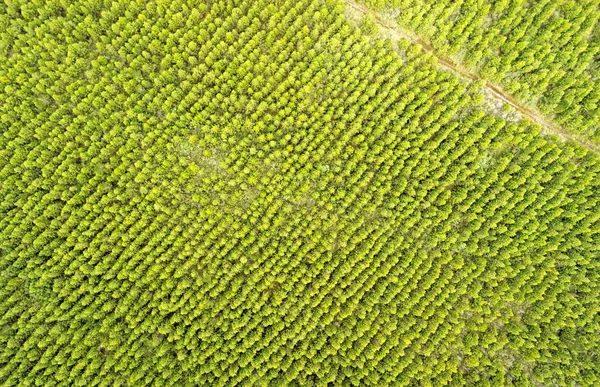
(345, 0, 600, 154)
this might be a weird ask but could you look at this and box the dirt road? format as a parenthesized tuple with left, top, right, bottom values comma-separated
(345, 0, 600, 154)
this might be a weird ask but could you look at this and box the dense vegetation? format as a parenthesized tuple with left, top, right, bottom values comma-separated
(361, 0, 600, 142)
(1, 0, 599, 385)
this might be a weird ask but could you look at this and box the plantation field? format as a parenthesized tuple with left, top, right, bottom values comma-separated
(359, 0, 600, 143)
(1, 0, 599, 386)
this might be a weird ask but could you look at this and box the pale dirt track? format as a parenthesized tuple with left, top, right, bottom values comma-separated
(345, 0, 600, 154)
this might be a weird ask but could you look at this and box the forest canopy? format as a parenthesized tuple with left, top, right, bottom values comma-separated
(1, 0, 599, 386)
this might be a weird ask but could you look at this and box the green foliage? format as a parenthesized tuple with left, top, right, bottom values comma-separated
(0, 0, 599, 386)
(364, 0, 600, 143)
(360, 13, 379, 35)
